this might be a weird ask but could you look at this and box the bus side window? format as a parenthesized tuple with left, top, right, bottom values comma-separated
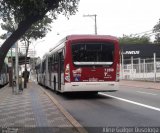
(54, 53, 58, 71)
(52, 54, 55, 72)
(42, 61, 46, 73)
(61, 49, 65, 72)
(48, 56, 53, 72)
(63, 48, 65, 58)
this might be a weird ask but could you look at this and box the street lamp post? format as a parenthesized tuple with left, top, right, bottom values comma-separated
(6, 32, 13, 87)
(83, 14, 97, 35)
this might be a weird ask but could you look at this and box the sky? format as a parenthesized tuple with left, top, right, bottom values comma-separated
(1, 0, 160, 58)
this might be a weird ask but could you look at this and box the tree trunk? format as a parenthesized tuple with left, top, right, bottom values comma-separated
(0, 0, 60, 73)
(0, 15, 46, 73)
(24, 41, 30, 88)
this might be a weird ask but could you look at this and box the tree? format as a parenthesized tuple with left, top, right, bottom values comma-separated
(153, 19, 160, 44)
(0, 0, 79, 72)
(1, 13, 52, 88)
(1, 15, 52, 53)
(119, 34, 151, 45)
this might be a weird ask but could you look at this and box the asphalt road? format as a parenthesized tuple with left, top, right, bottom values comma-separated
(45, 85, 160, 133)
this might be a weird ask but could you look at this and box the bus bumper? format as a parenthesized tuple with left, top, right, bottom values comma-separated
(63, 82, 119, 92)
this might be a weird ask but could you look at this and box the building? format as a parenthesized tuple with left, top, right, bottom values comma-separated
(120, 44, 160, 59)
(120, 44, 160, 81)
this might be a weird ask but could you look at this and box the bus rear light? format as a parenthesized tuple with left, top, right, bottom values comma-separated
(116, 64, 120, 81)
(65, 64, 71, 82)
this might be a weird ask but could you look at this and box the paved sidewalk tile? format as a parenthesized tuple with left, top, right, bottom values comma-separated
(0, 82, 78, 133)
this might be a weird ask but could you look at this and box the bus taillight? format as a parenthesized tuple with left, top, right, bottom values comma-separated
(65, 64, 71, 82)
(116, 64, 120, 81)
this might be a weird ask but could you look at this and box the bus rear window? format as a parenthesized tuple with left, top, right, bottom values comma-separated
(72, 42, 114, 66)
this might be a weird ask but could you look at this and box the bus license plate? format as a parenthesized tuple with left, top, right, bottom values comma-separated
(89, 78, 98, 82)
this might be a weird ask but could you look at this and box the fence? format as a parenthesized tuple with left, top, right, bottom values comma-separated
(120, 53, 160, 82)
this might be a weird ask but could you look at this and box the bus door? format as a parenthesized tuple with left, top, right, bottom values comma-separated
(58, 51, 64, 91)
(58, 52, 62, 90)
(48, 56, 52, 87)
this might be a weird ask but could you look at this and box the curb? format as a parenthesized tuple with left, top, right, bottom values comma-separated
(40, 87, 88, 133)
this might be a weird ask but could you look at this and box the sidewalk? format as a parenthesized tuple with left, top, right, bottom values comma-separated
(0, 82, 80, 133)
(120, 80, 160, 90)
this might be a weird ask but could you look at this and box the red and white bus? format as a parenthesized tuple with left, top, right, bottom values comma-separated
(36, 35, 120, 93)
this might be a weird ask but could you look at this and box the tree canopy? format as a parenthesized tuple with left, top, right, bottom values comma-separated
(153, 19, 160, 44)
(119, 34, 151, 45)
(1, 15, 52, 41)
(0, 0, 80, 72)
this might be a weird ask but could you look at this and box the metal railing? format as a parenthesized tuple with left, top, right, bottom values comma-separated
(120, 53, 160, 82)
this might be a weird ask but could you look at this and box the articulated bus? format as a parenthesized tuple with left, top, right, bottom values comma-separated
(36, 35, 120, 93)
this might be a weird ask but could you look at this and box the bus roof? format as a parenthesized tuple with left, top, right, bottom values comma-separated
(49, 34, 118, 53)
(66, 35, 118, 41)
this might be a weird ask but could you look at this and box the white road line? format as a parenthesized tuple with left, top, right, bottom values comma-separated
(99, 92, 160, 112)
(136, 91, 157, 96)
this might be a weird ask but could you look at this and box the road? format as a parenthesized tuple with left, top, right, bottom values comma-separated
(45, 85, 160, 133)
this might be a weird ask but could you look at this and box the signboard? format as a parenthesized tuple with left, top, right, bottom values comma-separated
(123, 51, 140, 55)
(121, 44, 160, 59)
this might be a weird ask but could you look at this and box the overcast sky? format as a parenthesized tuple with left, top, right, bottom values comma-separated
(1, 0, 160, 58)
(34, 0, 160, 58)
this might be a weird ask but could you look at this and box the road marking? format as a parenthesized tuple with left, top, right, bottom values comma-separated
(136, 91, 157, 96)
(99, 92, 160, 112)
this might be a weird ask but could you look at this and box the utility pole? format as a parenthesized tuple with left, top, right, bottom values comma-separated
(83, 14, 97, 35)
(6, 32, 13, 87)
(14, 24, 19, 94)
(15, 41, 19, 94)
